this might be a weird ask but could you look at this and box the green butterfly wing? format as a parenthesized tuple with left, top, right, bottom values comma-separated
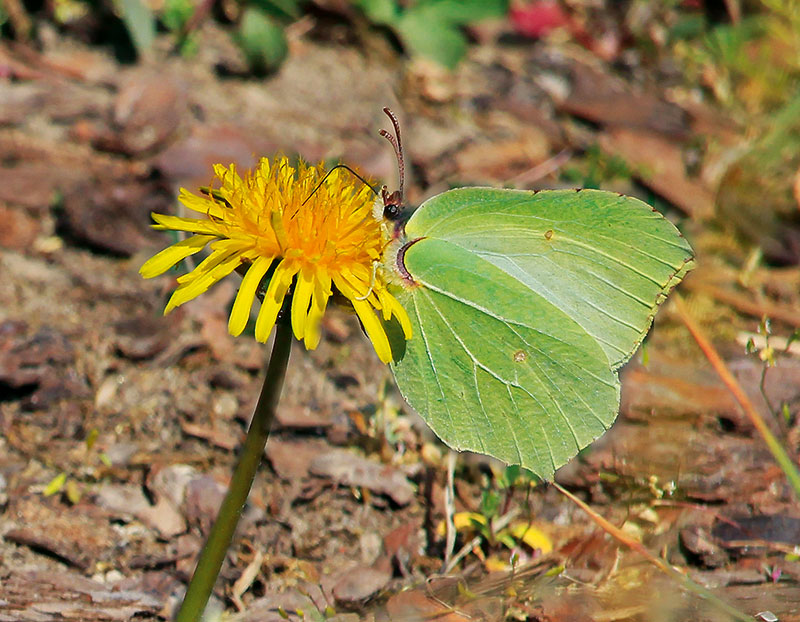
(387, 188, 694, 478)
(404, 188, 695, 368)
(388, 238, 620, 475)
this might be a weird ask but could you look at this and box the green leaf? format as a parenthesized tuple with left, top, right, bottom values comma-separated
(353, 0, 399, 24)
(500, 465, 520, 488)
(387, 188, 693, 478)
(395, 8, 466, 69)
(162, 0, 194, 32)
(44, 473, 68, 497)
(358, 0, 506, 67)
(65, 479, 82, 505)
(85, 427, 99, 451)
(237, 7, 288, 73)
(480, 489, 501, 518)
(497, 532, 517, 549)
(251, 0, 301, 20)
(116, 0, 156, 55)
(412, 0, 508, 25)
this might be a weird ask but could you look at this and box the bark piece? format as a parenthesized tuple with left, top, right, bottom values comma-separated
(309, 449, 415, 506)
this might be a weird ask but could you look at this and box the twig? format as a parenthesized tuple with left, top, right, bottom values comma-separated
(3, 0, 32, 42)
(673, 293, 800, 499)
(442, 451, 457, 572)
(507, 149, 573, 187)
(444, 536, 483, 575)
(684, 281, 800, 327)
(231, 550, 264, 611)
(554, 483, 752, 622)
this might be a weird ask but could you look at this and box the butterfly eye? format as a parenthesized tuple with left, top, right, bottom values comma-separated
(384, 203, 402, 221)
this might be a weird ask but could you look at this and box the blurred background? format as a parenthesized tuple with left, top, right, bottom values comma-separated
(2, 1, 800, 620)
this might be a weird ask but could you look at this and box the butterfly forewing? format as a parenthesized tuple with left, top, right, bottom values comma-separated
(403, 188, 695, 369)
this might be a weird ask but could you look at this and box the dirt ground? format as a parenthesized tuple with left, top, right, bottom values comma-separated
(2, 3, 800, 621)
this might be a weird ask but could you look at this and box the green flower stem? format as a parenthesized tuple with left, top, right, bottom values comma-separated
(175, 317, 293, 622)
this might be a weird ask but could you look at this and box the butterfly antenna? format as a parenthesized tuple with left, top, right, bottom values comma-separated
(379, 107, 405, 201)
(302, 164, 380, 206)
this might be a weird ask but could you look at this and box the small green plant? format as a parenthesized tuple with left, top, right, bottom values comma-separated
(353, 0, 509, 69)
(561, 144, 633, 190)
(5, 0, 296, 71)
(161, 0, 298, 71)
(745, 317, 800, 430)
(437, 465, 549, 571)
(115, 0, 157, 57)
(42, 428, 112, 504)
(6, 0, 509, 70)
(478, 465, 538, 521)
(672, 2, 800, 115)
(233, 0, 299, 73)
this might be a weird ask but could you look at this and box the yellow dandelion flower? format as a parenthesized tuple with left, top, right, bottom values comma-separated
(140, 156, 412, 364)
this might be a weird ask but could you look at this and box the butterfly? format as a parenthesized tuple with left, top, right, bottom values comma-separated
(373, 108, 694, 479)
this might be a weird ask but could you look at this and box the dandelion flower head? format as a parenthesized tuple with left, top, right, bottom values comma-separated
(140, 156, 412, 363)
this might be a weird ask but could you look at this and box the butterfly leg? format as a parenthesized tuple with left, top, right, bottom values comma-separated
(354, 260, 379, 301)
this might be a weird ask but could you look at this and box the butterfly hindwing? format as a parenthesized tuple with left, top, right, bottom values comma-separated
(389, 237, 620, 478)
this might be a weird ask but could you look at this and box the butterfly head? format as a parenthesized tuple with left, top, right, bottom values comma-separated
(373, 107, 406, 236)
(381, 187, 403, 222)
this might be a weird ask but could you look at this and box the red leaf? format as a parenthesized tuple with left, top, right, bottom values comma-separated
(510, 1, 570, 39)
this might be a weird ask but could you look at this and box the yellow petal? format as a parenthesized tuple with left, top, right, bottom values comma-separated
(304, 272, 331, 349)
(178, 189, 225, 219)
(508, 523, 553, 554)
(139, 234, 215, 278)
(455, 512, 487, 530)
(484, 556, 511, 573)
(228, 255, 273, 336)
(270, 210, 289, 251)
(387, 295, 413, 339)
(351, 298, 392, 364)
(213, 163, 228, 179)
(217, 163, 243, 192)
(176, 239, 248, 283)
(435, 512, 486, 538)
(339, 269, 372, 301)
(151, 213, 222, 235)
(165, 249, 241, 313)
(348, 263, 372, 282)
(377, 288, 392, 321)
(290, 267, 315, 341)
(254, 261, 297, 342)
(258, 157, 271, 178)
